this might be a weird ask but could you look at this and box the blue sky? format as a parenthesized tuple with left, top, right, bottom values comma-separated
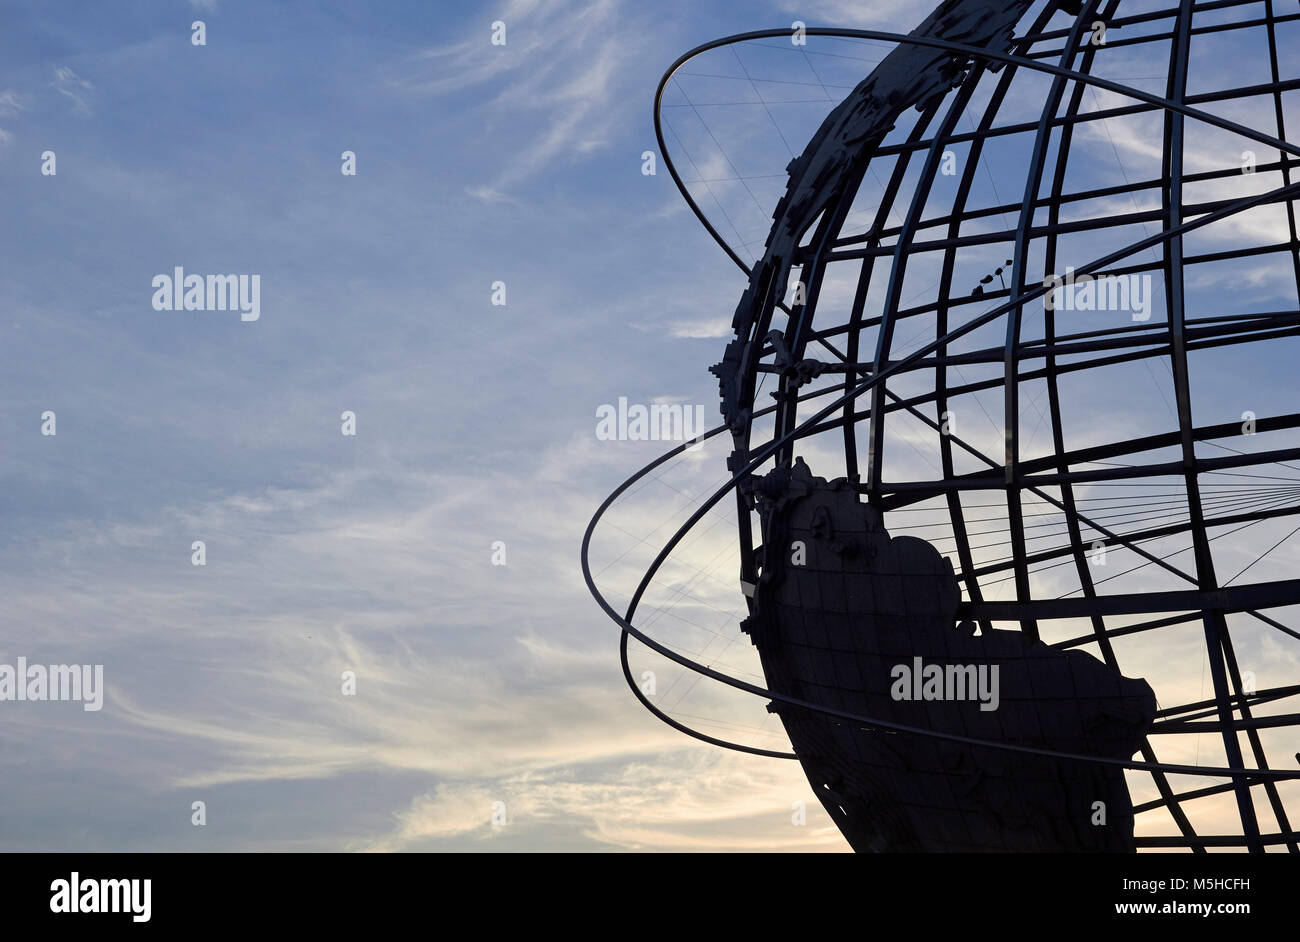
(0, 0, 880, 852)
(1, 0, 1297, 851)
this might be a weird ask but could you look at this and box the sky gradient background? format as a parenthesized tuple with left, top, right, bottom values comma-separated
(0, 0, 884, 852)
(2, 0, 1297, 851)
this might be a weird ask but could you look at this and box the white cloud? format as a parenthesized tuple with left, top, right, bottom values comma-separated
(366, 753, 845, 851)
(0, 424, 824, 848)
(665, 316, 731, 338)
(52, 66, 94, 115)
(770, 0, 927, 31)
(391, 0, 626, 193)
(0, 88, 24, 143)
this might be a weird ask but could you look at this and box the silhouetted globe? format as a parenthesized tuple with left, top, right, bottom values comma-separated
(590, 0, 1300, 853)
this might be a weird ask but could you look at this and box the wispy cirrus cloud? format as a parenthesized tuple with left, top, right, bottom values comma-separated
(366, 756, 845, 851)
(0, 423, 826, 849)
(0, 89, 21, 144)
(390, 0, 628, 195)
(52, 66, 94, 115)
(770, 0, 928, 31)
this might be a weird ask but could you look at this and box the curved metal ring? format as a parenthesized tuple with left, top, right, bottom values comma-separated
(583, 26, 1300, 779)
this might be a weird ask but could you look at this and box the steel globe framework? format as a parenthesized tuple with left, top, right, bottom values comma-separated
(583, 0, 1300, 851)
